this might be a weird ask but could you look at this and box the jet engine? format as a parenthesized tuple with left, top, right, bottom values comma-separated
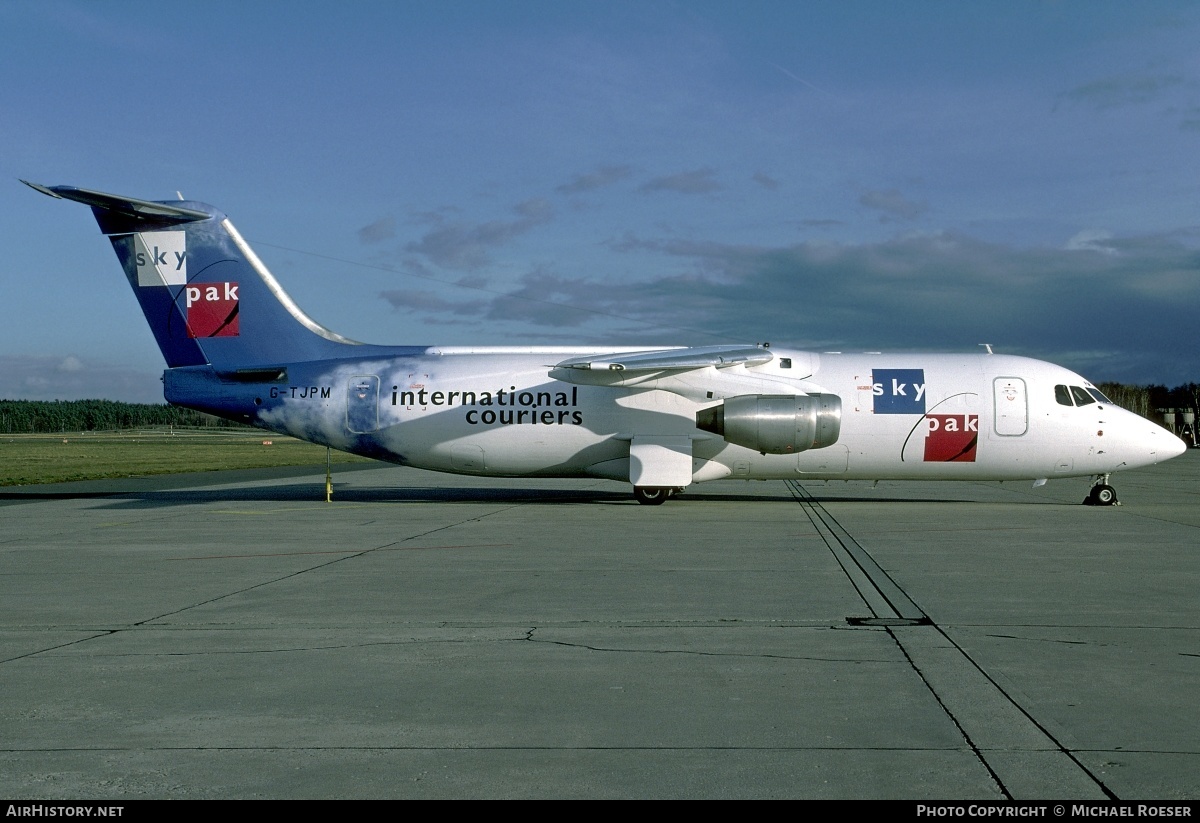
(695, 393, 842, 454)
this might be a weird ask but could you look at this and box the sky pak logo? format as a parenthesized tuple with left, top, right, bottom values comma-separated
(923, 414, 978, 462)
(134, 231, 186, 286)
(872, 369, 926, 414)
(185, 282, 239, 338)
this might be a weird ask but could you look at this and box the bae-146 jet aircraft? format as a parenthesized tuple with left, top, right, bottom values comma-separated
(25, 182, 1186, 505)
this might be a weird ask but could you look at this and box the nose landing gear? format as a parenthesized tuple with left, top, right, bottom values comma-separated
(1084, 474, 1119, 506)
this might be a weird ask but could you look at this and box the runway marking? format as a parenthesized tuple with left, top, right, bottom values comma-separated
(786, 479, 1117, 801)
(786, 480, 924, 621)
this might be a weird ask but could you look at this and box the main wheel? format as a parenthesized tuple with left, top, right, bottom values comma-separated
(633, 486, 669, 505)
(1089, 484, 1118, 506)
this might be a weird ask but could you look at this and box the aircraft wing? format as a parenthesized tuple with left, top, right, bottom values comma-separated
(555, 345, 772, 373)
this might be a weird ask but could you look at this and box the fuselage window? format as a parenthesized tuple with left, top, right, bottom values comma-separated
(1055, 384, 1073, 406)
(1070, 386, 1096, 406)
(779, 358, 792, 369)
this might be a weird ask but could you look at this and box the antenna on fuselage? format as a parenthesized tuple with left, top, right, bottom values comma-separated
(979, 343, 994, 355)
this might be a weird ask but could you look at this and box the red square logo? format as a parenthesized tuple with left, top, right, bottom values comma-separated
(185, 282, 239, 338)
(924, 414, 978, 462)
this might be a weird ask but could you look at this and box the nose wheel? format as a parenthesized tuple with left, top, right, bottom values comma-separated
(1084, 475, 1119, 506)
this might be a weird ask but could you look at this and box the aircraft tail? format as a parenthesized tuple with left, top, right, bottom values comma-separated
(23, 182, 369, 371)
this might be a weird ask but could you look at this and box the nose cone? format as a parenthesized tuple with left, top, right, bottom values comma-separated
(1160, 429, 1189, 461)
(1107, 408, 1187, 468)
(1138, 420, 1187, 464)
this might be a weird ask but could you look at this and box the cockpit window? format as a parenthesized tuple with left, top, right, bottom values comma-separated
(1070, 386, 1096, 406)
(1086, 387, 1111, 404)
(1055, 385, 1073, 406)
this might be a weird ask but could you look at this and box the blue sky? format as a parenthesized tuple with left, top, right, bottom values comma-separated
(2, 1, 1198, 402)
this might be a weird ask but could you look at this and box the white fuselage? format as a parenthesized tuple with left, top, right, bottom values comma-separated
(247, 348, 1182, 485)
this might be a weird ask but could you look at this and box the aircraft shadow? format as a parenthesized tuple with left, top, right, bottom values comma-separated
(2, 485, 988, 508)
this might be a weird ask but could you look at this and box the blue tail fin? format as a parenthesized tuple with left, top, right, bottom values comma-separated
(24, 182, 369, 370)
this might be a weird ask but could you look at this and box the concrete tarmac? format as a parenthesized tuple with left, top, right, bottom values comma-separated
(1, 452, 1197, 799)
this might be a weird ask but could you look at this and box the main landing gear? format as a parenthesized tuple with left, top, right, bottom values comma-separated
(633, 487, 683, 506)
(1084, 474, 1119, 506)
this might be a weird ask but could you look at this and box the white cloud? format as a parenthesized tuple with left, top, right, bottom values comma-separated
(405, 200, 555, 270)
(640, 169, 721, 195)
(860, 189, 927, 221)
(556, 165, 633, 195)
(1065, 229, 1118, 256)
(358, 216, 396, 244)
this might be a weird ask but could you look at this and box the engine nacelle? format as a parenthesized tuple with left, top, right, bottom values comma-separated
(695, 393, 842, 455)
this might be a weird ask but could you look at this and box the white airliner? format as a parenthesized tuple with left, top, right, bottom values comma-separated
(25, 181, 1186, 504)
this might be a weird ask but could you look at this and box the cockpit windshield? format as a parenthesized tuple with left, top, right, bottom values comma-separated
(1070, 386, 1096, 406)
(1056, 384, 1109, 407)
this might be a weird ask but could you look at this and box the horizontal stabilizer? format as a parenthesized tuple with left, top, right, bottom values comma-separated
(555, 345, 772, 373)
(21, 180, 211, 224)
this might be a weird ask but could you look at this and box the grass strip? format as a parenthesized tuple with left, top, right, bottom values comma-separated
(1, 430, 372, 486)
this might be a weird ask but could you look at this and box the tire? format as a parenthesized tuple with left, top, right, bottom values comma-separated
(633, 486, 669, 505)
(1090, 484, 1117, 506)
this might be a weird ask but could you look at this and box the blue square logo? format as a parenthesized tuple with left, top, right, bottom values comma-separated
(872, 369, 926, 414)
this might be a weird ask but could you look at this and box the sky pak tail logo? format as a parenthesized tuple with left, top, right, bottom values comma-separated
(186, 282, 239, 338)
(134, 231, 186, 286)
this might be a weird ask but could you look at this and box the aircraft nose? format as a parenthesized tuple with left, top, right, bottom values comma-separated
(1110, 410, 1187, 467)
(1141, 421, 1187, 463)
(1161, 430, 1188, 460)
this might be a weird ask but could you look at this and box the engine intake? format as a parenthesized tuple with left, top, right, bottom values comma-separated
(696, 393, 842, 454)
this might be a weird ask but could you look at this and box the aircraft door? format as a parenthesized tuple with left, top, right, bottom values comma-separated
(346, 374, 380, 433)
(993, 377, 1028, 436)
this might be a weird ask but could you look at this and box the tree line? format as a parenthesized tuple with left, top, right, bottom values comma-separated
(0, 399, 246, 433)
(1096, 383, 1199, 421)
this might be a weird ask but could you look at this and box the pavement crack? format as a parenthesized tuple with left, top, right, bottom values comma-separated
(134, 505, 527, 626)
(985, 633, 1089, 645)
(68, 638, 488, 657)
(525, 635, 892, 663)
(0, 630, 118, 665)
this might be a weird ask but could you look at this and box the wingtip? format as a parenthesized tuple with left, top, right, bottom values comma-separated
(20, 179, 63, 199)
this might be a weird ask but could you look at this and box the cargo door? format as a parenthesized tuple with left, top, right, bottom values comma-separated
(346, 374, 380, 433)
